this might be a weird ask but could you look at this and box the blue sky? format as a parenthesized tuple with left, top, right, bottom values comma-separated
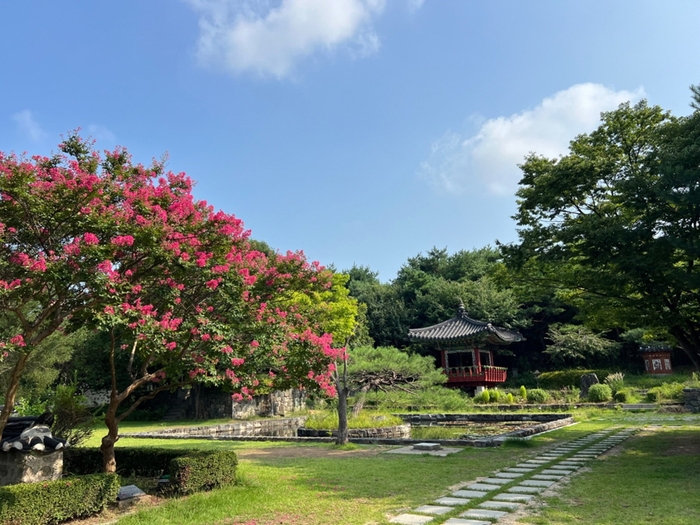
(2, 1, 699, 281)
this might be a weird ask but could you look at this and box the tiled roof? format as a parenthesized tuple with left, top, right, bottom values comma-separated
(407, 304, 523, 345)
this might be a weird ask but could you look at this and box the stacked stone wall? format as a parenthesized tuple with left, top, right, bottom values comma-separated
(683, 388, 700, 413)
(0, 450, 63, 486)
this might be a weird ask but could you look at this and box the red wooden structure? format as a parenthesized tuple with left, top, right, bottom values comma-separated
(408, 304, 522, 390)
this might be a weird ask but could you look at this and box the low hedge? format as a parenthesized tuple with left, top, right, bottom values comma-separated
(65, 447, 237, 495)
(0, 473, 120, 525)
(537, 369, 612, 390)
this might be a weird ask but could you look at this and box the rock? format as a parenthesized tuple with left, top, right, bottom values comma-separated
(580, 373, 599, 399)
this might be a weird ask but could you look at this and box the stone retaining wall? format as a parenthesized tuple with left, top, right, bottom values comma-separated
(683, 388, 700, 413)
(0, 450, 63, 486)
(396, 413, 570, 424)
(297, 424, 411, 439)
(124, 416, 307, 439)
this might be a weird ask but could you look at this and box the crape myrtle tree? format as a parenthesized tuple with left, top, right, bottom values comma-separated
(0, 135, 344, 471)
(502, 87, 700, 368)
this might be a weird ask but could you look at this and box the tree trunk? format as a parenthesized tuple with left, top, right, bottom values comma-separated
(100, 399, 120, 473)
(336, 385, 349, 445)
(351, 384, 371, 417)
(0, 353, 30, 438)
(670, 326, 700, 370)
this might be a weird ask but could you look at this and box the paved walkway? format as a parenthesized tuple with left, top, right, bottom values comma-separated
(388, 428, 637, 525)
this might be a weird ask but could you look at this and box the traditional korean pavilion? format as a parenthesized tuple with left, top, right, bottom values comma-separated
(407, 304, 523, 392)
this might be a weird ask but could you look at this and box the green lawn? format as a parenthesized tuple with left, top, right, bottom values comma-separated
(78, 411, 700, 525)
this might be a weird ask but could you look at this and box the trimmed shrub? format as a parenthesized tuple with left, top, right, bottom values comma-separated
(538, 369, 611, 390)
(0, 473, 120, 525)
(505, 393, 515, 404)
(490, 389, 501, 403)
(526, 389, 550, 404)
(588, 383, 613, 402)
(65, 447, 237, 494)
(169, 450, 238, 495)
(519, 385, 527, 400)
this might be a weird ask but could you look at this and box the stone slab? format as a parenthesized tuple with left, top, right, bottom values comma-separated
(452, 490, 487, 498)
(435, 497, 471, 506)
(460, 509, 508, 519)
(493, 492, 534, 502)
(542, 469, 573, 475)
(506, 467, 535, 473)
(532, 474, 564, 480)
(414, 505, 453, 515)
(390, 514, 433, 524)
(494, 472, 523, 478)
(466, 483, 501, 491)
(508, 485, 544, 494)
(481, 477, 511, 485)
(443, 519, 490, 525)
(386, 446, 464, 457)
(414, 442, 442, 451)
(520, 479, 555, 487)
(479, 500, 522, 510)
(117, 485, 146, 501)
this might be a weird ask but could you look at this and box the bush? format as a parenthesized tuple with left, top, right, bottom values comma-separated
(0, 473, 120, 525)
(646, 382, 685, 402)
(614, 388, 638, 403)
(367, 386, 468, 412)
(505, 393, 514, 404)
(588, 384, 613, 402)
(65, 448, 237, 494)
(519, 385, 527, 400)
(50, 383, 95, 446)
(604, 372, 625, 395)
(526, 389, 550, 404)
(538, 369, 611, 390)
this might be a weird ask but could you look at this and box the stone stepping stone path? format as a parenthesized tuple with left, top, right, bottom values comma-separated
(389, 428, 637, 525)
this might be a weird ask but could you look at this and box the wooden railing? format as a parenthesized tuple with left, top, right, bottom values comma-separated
(445, 365, 508, 384)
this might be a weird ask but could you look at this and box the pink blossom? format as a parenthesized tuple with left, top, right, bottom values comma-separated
(104, 306, 115, 315)
(231, 357, 245, 366)
(9, 335, 26, 347)
(205, 279, 219, 290)
(82, 232, 99, 245)
(165, 342, 177, 350)
(112, 235, 134, 246)
(250, 340, 259, 348)
(220, 345, 233, 354)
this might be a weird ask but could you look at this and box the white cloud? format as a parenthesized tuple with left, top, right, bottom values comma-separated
(87, 124, 116, 144)
(407, 0, 425, 13)
(419, 83, 646, 196)
(185, 0, 386, 78)
(12, 110, 46, 142)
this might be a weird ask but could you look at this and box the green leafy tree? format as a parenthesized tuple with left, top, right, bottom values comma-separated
(544, 324, 620, 366)
(503, 89, 700, 368)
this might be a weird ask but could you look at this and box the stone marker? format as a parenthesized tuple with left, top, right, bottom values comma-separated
(117, 485, 146, 501)
(579, 373, 599, 398)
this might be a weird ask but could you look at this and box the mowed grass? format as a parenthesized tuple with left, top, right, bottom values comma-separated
(78, 412, 700, 524)
(523, 422, 700, 525)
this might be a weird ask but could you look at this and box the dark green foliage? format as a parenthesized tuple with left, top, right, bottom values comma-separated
(49, 383, 94, 446)
(614, 388, 636, 403)
(0, 473, 119, 525)
(504, 93, 700, 368)
(587, 384, 613, 402)
(65, 447, 237, 494)
(537, 369, 611, 390)
(646, 382, 685, 402)
(526, 388, 550, 403)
